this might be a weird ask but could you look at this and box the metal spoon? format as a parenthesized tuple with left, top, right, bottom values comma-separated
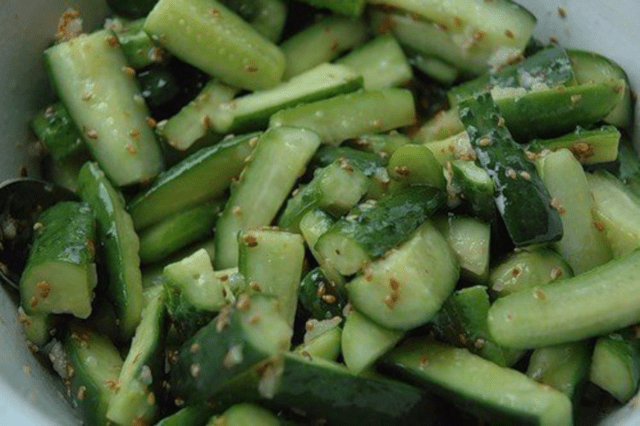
(0, 178, 78, 289)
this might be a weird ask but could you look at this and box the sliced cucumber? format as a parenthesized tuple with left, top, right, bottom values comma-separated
(78, 162, 144, 339)
(315, 185, 446, 276)
(278, 160, 368, 233)
(110, 18, 165, 69)
(295, 325, 342, 361)
(336, 35, 413, 90)
(155, 405, 215, 426)
(30, 102, 84, 161)
(342, 309, 404, 375)
(527, 341, 592, 401)
(106, 288, 167, 426)
(489, 248, 573, 298)
(298, 267, 347, 320)
(129, 132, 258, 230)
(270, 88, 416, 145)
(209, 403, 280, 426)
(61, 325, 123, 426)
(382, 338, 572, 426)
(212, 63, 363, 135)
(413, 109, 465, 145)
(45, 29, 164, 186)
(587, 170, 640, 257)
(139, 200, 223, 264)
(294, 0, 364, 17)
(18, 308, 53, 348)
(448, 160, 495, 221)
(590, 331, 640, 403)
(214, 127, 320, 269)
(280, 16, 368, 80)
(238, 229, 305, 327)
(488, 249, 640, 349)
(387, 144, 446, 190)
(408, 51, 459, 86)
(348, 132, 411, 157)
(221, 0, 288, 42)
(157, 80, 238, 152)
(347, 220, 458, 330)
(536, 149, 612, 274)
(145, 0, 285, 90)
(20, 202, 96, 319)
(527, 125, 621, 165)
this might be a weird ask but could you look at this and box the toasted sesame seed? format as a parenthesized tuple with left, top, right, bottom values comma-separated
(321, 294, 336, 304)
(190, 343, 201, 354)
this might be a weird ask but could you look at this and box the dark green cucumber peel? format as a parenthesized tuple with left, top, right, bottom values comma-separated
(129, 132, 259, 230)
(448, 45, 574, 105)
(315, 185, 447, 275)
(527, 125, 621, 165)
(590, 330, 640, 403)
(458, 92, 563, 247)
(78, 162, 145, 340)
(20, 201, 96, 319)
(299, 267, 347, 320)
(30, 103, 85, 160)
(110, 18, 165, 69)
(431, 286, 522, 368)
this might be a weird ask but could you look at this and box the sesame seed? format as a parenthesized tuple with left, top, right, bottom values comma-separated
(190, 343, 201, 354)
(190, 364, 201, 378)
(321, 294, 336, 304)
(558, 6, 567, 18)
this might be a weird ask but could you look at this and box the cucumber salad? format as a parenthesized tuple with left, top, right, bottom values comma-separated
(17, 0, 640, 424)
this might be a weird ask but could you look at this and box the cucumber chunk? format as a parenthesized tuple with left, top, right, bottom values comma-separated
(527, 125, 621, 165)
(280, 16, 368, 80)
(211, 63, 363, 135)
(20, 201, 96, 319)
(387, 144, 446, 190)
(145, 0, 285, 91)
(60, 326, 123, 426)
(30, 103, 84, 161)
(587, 170, 640, 257)
(106, 288, 168, 426)
(431, 286, 522, 367)
(488, 249, 640, 349)
(110, 18, 165, 69)
(336, 35, 413, 90)
(315, 185, 446, 275)
(342, 309, 404, 375)
(139, 200, 223, 264)
(129, 132, 258, 230)
(208, 403, 280, 426)
(238, 229, 305, 327)
(270, 89, 416, 145)
(298, 267, 347, 320)
(434, 216, 491, 282)
(221, 0, 288, 42)
(214, 127, 320, 269)
(590, 331, 640, 403)
(78, 162, 144, 339)
(382, 338, 572, 426)
(299, 210, 336, 271)
(527, 341, 592, 400)
(45, 29, 164, 186)
(458, 92, 563, 247)
(155, 405, 215, 426)
(489, 248, 573, 298)
(295, 325, 342, 361)
(447, 160, 495, 221)
(347, 220, 458, 330)
(536, 149, 612, 274)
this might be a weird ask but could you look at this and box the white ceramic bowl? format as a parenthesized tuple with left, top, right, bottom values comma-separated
(1, 1, 640, 424)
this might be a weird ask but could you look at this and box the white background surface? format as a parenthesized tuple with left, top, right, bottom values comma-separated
(0, 0, 639, 425)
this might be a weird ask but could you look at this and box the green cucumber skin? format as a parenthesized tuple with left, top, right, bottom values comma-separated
(614, 138, 640, 198)
(312, 145, 387, 177)
(62, 326, 124, 426)
(278, 160, 368, 233)
(280, 16, 368, 80)
(238, 229, 305, 327)
(449, 160, 496, 222)
(155, 405, 215, 426)
(111, 18, 164, 69)
(20, 201, 96, 319)
(495, 80, 622, 142)
(299, 267, 347, 320)
(221, 0, 288, 43)
(388, 144, 445, 190)
(347, 221, 459, 331)
(448, 46, 574, 105)
(488, 249, 640, 349)
(295, 326, 342, 361)
(407, 51, 459, 86)
(170, 295, 293, 404)
(590, 331, 640, 403)
(139, 200, 222, 264)
(78, 162, 144, 340)
(568, 49, 633, 130)
(431, 285, 522, 368)
(381, 338, 572, 426)
(214, 127, 321, 269)
(527, 126, 621, 165)
(489, 248, 573, 298)
(536, 149, 612, 275)
(295, 0, 364, 16)
(211, 63, 364, 135)
(527, 341, 592, 401)
(316, 185, 447, 274)
(30, 103, 85, 160)
(348, 132, 411, 157)
(129, 132, 259, 230)
(45, 29, 164, 187)
(106, 289, 168, 426)
(211, 403, 280, 426)
(145, 0, 285, 91)
(458, 93, 563, 247)
(270, 89, 416, 145)
(337, 35, 413, 90)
